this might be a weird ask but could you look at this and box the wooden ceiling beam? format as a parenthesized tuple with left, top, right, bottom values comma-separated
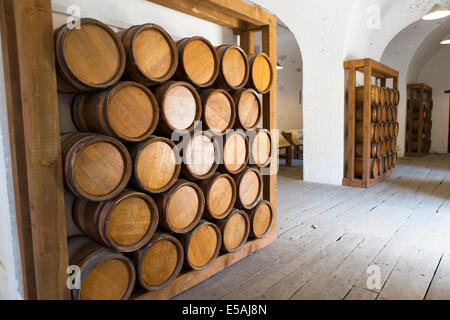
(201, 0, 276, 26)
(146, 0, 251, 31)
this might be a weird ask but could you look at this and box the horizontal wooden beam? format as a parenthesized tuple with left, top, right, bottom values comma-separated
(408, 83, 432, 93)
(146, 0, 250, 30)
(344, 58, 399, 78)
(133, 234, 276, 300)
(201, 0, 276, 26)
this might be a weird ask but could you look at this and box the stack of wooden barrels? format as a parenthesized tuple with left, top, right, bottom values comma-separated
(354, 85, 400, 179)
(406, 87, 433, 154)
(57, 19, 274, 300)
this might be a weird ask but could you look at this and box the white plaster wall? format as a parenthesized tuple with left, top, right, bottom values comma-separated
(52, 0, 236, 44)
(381, 19, 446, 156)
(252, 0, 357, 185)
(0, 35, 24, 300)
(415, 46, 450, 153)
(252, 0, 449, 184)
(344, 0, 450, 60)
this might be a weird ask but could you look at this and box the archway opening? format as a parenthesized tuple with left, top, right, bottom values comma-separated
(253, 20, 303, 180)
(381, 17, 450, 157)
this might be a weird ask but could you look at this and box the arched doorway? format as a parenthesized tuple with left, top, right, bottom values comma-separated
(381, 18, 450, 156)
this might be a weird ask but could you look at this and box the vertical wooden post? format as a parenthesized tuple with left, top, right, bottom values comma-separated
(363, 63, 373, 185)
(261, 22, 277, 231)
(407, 87, 412, 154)
(347, 68, 356, 180)
(240, 30, 255, 54)
(446, 90, 450, 153)
(0, 0, 69, 299)
(418, 86, 425, 155)
(393, 77, 398, 91)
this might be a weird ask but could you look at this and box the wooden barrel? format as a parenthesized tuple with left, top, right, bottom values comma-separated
(120, 24, 178, 86)
(155, 81, 202, 135)
(215, 45, 250, 90)
(201, 89, 236, 135)
(249, 201, 274, 239)
(181, 131, 219, 181)
(217, 209, 250, 253)
(72, 82, 159, 142)
(233, 89, 262, 130)
(73, 190, 158, 252)
(424, 141, 431, 153)
(355, 123, 379, 143)
(381, 106, 388, 122)
(248, 52, 274, 94)
(393, 152, 398, 166)
(386, 140, 392, 154)
(384, 88, 390, 106)
(387, 106, 393, 121)
(130, 136, 181, 194)
(176, 37, 219, 88)
(389, 88, 395, 106)
(133, 232, 183, 292)
(249, 129, 272, 168)
(385, 156, 391, 171)
(380, 87, 386, 106)
(68, 236, 135, 300)
(234, 168, 263, 210)
(389, 122, 395, 138)
(378, 156, 384, 175)
(181, 220, 221, 271)
(382, 140, 388, 157)
(379, 122, 385, 141)
(385, 88, 392, 106)
(221, 130, 249, 175)
(410, 132, 425, 141)
(393, 107, 398, 121)
(356, 142, 382, 159)
(62, 133, 131, 201)
(355, 86, 380, 107)
(157, 180, 205, 234)
(394, 89, 400, 106)
(356, 106, 379, 123)
(384, 122, 390, 139)
(55, 18, 125, 93)
(200, 173, 237, 220)
(376, 106, 383, 123)
(355, 158, 379, 179)
(388, 154, 394, 170)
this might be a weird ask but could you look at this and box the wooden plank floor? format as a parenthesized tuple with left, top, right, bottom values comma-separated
(174, 154, 450, 300)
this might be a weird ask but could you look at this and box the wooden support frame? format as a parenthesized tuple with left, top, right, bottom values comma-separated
(343, 59, 399, 189)
(447, 90, 450, 154)
(0, 0, 278, 300)
(405, 83, 433, 158)
(0, 0, 69, 300)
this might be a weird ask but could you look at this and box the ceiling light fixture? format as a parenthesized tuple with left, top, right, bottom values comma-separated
(441, 32, 450, 44)
(277, 62, 284, 70)
(422, 4, 450, 20)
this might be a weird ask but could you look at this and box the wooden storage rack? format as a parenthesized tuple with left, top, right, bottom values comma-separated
(343, 59, 399, 188)
(447, 90, 450, 154)
(405, 83, 432, 157)
(0, 0, 278, 300)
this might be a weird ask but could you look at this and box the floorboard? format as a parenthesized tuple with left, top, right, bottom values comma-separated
(174, 154, 450, 300)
